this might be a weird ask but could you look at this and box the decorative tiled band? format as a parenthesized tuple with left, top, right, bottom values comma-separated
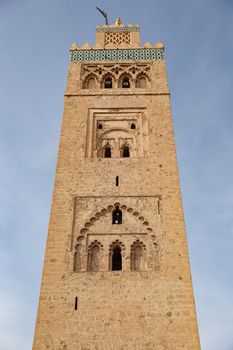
(96, 26, 140, 32)
(70, 48, 164, 62)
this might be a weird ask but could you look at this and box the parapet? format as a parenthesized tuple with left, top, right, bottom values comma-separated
(69, 18, 164, 63)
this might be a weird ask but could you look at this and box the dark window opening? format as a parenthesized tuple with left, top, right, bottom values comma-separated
(75, 297, 78, 310)
(104, 146, 111, 158)
(105, 78, 112, 88)
(112, 206, 122, 224)
(98, 123, 103, 129)
(112, 246, 122, 271)
(122, 77, 130, 88)
(116, 176, 119, 186)
(131, 123, 136, 129)
(122, 146, 130, 158)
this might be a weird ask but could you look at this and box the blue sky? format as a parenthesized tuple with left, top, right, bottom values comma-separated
(0, 0, 233, 349)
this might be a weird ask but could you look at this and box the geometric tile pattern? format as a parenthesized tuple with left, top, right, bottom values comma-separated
(70, 48, 164, 62)
(96, 26, 140, 32)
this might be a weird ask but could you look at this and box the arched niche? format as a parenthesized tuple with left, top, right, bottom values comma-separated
(136, 75, 147, 88)
(130, 241, 146, 271)
(87, 242, 102, 271)
(83, 75, 97, 89)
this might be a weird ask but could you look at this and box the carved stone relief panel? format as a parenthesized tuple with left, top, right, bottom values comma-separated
(70, 196, 161, 273)
(85, 108, 149, 158)
(81, 63, 151, 89)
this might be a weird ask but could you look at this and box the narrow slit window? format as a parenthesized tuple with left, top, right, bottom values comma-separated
(158, 200, 160, 215)
(116, 176, 119, 186)
(75, 297, 78, 310)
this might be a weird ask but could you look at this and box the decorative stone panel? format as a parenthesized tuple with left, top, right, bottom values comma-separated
(85, 108, 149, 158)
(70, 196, 161, 273)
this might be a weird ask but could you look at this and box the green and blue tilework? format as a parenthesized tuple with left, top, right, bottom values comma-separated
(96, 26, 140, 32)
(70, 48, 164, 62)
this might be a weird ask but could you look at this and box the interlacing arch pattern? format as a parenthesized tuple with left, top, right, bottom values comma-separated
(76, 202, 153, 243)
(81, 63, 150, 89)
(73, 203, 159, 272)
(105, 32, 131, 46)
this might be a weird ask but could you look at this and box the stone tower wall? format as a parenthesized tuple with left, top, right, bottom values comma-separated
(33, 21, 200, 350)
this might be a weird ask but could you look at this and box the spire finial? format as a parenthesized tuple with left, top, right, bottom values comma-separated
(115, 17, 121, 26)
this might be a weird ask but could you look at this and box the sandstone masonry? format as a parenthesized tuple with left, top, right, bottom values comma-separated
(33, 18, 201, 350)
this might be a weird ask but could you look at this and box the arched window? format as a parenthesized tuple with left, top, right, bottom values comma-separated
(131, 123, 136, 129)
(112, 246, 122, 271)
(122, 77, 130, 88)
(104, 77, 112, 88)
(104, 146, 111, 158)
(112, 206, 122, 224)
(87, 244, 100, 271)
(121, 145, 130, 158)
(98, 123, 103, 130)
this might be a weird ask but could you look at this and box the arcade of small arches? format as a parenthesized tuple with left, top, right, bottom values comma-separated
(101, 142, 131, 159)
(81, 63, 151, 90)
(82, 239, 146, 272)
(83, 73, 148, 89)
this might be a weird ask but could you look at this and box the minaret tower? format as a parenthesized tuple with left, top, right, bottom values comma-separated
(33, 18, 201, 349)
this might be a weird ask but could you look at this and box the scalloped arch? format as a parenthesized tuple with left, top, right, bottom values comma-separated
(117, 72, 134, 88)
(83, 73, 98, 89)
(100, 73, 115, 88)
(135, 71, 151, 82)
(76, 203, 153, 242)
